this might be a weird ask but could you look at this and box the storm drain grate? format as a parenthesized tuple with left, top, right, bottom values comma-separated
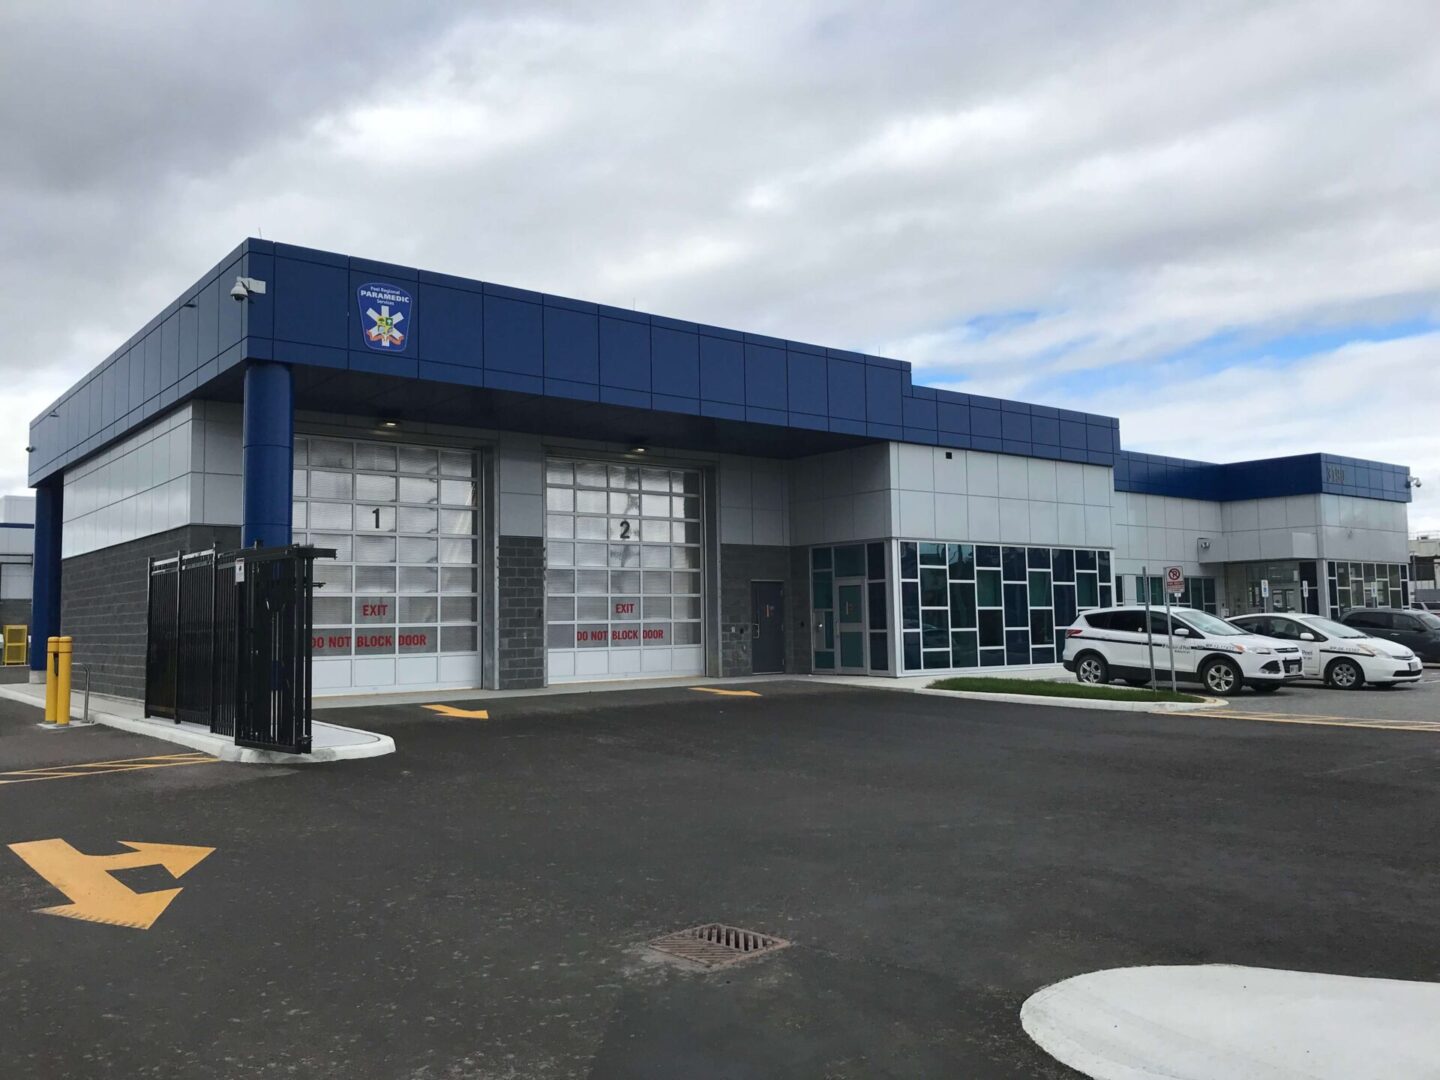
(647, 923, 790, 968)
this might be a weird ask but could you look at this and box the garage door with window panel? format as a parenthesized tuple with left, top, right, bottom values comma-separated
(293, 436, 481, 693)
(545, 460, 704, 681)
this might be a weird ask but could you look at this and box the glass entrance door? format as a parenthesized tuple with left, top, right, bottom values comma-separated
(836, 577, 867, 672)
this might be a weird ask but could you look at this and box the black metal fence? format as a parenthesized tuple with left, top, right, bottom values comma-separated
(145, 544, 332, 754)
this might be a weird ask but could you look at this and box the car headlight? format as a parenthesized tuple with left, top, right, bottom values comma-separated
(1353, 645, 1376, 657)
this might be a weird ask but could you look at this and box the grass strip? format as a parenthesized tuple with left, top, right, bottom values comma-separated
(926, 676, 1204, 703)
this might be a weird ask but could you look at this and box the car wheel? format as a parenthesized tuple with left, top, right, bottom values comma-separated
(1251, 683, 1281, 694)
(1075, 653, 1109, 685)
(1325, 658, 1364, 690)
(1200, 657, 1240, 695)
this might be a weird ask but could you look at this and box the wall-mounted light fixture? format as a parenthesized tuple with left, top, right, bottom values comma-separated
(629, 445, 647, 455)
(378, 418, 400, 430)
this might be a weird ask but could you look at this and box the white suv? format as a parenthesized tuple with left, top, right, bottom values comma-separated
(1229, 612, 1422, 689)
(1062, 605, 1303, 695)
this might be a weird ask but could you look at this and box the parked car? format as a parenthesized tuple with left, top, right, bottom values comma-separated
(1340, 608, 1440, 663)
(1229, 612, 1422, 689)
(1062, 605, 1303, 695)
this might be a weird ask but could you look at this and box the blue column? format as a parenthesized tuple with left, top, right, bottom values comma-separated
(29, 479, 62, 675)
(241, 361, 294, 548)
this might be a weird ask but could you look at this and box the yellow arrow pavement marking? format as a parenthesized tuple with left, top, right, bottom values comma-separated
(423, 704, 491, 719)
(7, 839, 215, 930)
(0, 752, 217, 786)
(1169, 710, 1440, 733)
(689, 687, 762, 697)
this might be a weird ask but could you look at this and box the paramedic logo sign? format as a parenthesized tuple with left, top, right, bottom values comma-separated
(358, 282, 412, 353)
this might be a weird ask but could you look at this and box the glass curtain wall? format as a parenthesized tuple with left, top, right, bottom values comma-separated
(1327, 560, 1410, 616)
(899, 542, 1112, 672)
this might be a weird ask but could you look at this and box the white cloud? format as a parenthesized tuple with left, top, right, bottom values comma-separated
(1, 0, 1437, 538)
(1047, 334, 1440, 529)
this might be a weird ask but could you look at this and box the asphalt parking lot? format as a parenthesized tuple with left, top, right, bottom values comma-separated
(2, 679, 1439, 1078)
(1177, 666, 1440, 728)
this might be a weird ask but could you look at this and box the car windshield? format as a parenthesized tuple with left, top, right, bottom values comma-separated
(1300, 616, 1367, 639)
(1179, 610, 1245, 636)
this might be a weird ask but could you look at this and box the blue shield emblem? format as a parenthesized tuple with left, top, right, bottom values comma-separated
(357, 282, 413, 353)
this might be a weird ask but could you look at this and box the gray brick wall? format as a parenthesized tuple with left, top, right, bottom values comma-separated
(719, 544, 799, 677)
(0, 599, 31, 631)
(498, 535, 544, 689)
(61, 525, 240, 700)
(1, 598, 31, 667)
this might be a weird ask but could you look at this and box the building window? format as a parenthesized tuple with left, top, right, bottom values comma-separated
(1326, 560, 1410, 618)
(1122, 574, 1218, 615)
(899, 541, 1111, 672)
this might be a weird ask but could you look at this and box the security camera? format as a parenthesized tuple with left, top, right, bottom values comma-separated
(24, 445, 35, 453)
(230, 276, 268, 302)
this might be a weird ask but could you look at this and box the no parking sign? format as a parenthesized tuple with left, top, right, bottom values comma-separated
(1164, 565, 1184, 596)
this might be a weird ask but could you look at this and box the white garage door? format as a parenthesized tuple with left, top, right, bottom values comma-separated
(544, 459, 705, 682)
(294, 436, 481, 694)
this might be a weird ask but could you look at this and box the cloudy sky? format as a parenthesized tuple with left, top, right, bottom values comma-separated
(4, 1, 1438, 525)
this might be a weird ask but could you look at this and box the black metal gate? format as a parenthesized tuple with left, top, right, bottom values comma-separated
(232, 547, 323, 754)
(143, 555, 182, 721)
(145, 544, 332, 754)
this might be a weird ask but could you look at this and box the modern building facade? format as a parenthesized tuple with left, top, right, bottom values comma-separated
(26, 240, 1416, 697)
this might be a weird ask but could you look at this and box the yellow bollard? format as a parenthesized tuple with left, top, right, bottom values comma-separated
(44, 637, 59, 723)
(55, 637, 73, 727)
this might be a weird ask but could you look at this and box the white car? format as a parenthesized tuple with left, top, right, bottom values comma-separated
(1229, 612, 1423, 689)
(1062, 605, 1303, 695)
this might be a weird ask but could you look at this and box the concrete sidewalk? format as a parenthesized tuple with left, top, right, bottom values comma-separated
(0, 679, 393, 764)
(309, 664, 1074, 712)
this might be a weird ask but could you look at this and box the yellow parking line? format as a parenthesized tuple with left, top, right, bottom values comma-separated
(690, 687, 761, 698)
(0, 753, 218, 786)
(1170, 710, 1440, 733)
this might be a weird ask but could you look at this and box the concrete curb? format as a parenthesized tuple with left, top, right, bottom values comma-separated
(0, 684, 395, 764)
(911, 686, 1229, 713)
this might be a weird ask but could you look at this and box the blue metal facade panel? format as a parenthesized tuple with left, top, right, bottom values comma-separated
(1112, 450, 1410, 503)
(699, 337, 744, 404)
(26, 238, 1410, 505)
(598, 317, 650, 391)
